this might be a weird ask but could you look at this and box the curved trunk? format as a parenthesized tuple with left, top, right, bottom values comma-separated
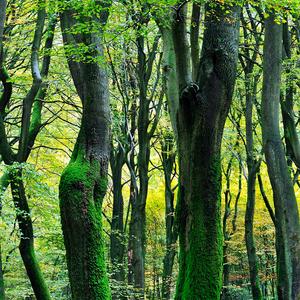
(59, 4, 112, 299)
(0, 172, 9, 300)
(10, 169, 51, 300)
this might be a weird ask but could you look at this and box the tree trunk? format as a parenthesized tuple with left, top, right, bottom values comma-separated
(0, 243, 3, 300)
(244, 74, 262, 300)
(245, 168, 262, 300)
(281, 22, 300, 168)
(0, 173, 9, 300)
(0, 3, 7, 296)
(262, 14, 300, 300)
(127, 29, 160, 297)
(161, 133, 177, 300)
(110, 146, 126, 299)
(10, 169, 51, 300)
(59, 4, 112, 299)
(171, 3, 240, 299)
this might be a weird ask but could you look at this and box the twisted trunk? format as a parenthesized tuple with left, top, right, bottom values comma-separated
(59, 4, 112, 299)
(10, 169, 51, 300)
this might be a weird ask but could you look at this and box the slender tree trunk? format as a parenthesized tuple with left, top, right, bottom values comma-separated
(245, 168, 262, 300)
(222, 141, 242, 300)
(0, 2, 55, 298)
(244, 76, 262, 300)
(161, 133, 177, 300)
(0, 244, 3, 300)
(262, 14, 300, 300)
(10, 169, 51, 300)
(110, 146, 126, 299)
(0, 3, 7, 296)
(59, 4, 112, 299)
(127, 30, 160, 297)
(0, 173, 9, 300)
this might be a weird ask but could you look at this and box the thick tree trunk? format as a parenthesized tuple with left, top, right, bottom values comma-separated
(161, 133, 177, 300)
(281, 22, 300, 168)
(59, 5, 112, 299)
(10, 169, 51, 300)
(262, 14, 300, 300)
(173, 4, 240, 299)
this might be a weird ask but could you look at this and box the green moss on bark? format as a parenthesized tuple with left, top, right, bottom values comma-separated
(175, 155, 223, 300)
(59, 150, 111, 300)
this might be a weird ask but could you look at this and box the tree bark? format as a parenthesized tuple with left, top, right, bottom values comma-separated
(0, 1, 54, 298)
(127, 27, 161, 298)
(110, 145, 126, 299)
(0, 2, 6, 297)
(59, 3, 112, 299)
(10, 169, 51, 300)
(244, 75, 262, 300)
(161, 132, 177, 300)
(262, 14, 300, 300)
(162, 3, 241, 299)
(0, 173, 9, 300)
(280, 22, 300, 168)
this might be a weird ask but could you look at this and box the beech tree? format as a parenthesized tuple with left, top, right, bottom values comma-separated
(159, 1, 241, 298)
(58, 1, 112, 299)
(262, 12, 300, 300)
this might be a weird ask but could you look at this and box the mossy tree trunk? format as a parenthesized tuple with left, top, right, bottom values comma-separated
(261, 14, 300, 300)
(160, 2, 240, 299)
(59, 3, 112, 299)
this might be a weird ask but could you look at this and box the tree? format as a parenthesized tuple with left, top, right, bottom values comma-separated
(261, 12, 300, 300)
(159, 1, 241, 298)
(0, 2, 7, 298)
(240, 8, 263, 299)
(0, 0, 56, 297)
(58, 1, 112, 299)
(160, 129, 177, 300)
